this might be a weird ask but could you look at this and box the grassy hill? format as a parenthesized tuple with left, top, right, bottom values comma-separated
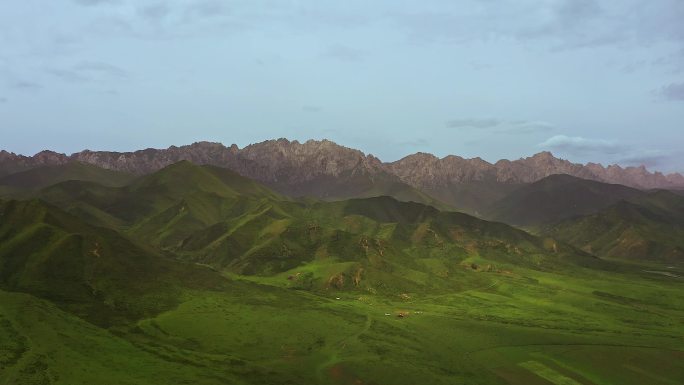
(485, 174, 644, 228)
(0, 198, 226, 325)
(268, 168, 452, 210)
(422, 181, 525, 216)
(0, 162, 136, 195)
(544, 190, 684, 261)
(40, 163, 599, 284)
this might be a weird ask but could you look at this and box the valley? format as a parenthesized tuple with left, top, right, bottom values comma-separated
(1, 257, 682, 385)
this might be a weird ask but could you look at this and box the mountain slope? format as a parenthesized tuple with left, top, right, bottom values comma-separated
(544, 190, 684, 260)
(0, 162, 136, 194)
(420, 181, 524, 215)
(16, 162, 599, 291)
(485, 174, 644, 227)
(174, 192, 598, 287)
(0, 199, 226, 325)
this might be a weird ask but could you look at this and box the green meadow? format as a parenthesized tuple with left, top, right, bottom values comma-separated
(1, 257, 682, 384)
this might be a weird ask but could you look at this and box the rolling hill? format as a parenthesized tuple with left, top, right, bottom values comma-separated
(419, 180, 524, 216)
(10, 162, 596, 288)
(544, 190, 684, 261)
(484, 174, 644, 228)
(0, 198, 226, 325)
(0, 162, 136, 196)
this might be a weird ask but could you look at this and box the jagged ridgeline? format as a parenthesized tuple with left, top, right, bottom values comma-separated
(2, 139, 684, 215)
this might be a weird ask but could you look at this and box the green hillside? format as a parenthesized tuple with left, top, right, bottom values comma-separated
(2, 237, 683, 385)
(0, 198, 226, 325)
(0, 162, 136, 195)
(1, 162, 683, 384)
(423, 181, 524, 216)
(270, 169, 452, 210)
(27, 163, 586, 276)
(544, 190, 684, 261)
(485, 174, 644, 228)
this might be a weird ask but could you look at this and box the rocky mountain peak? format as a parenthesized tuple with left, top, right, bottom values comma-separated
(529, 151, 555, 160)
(1, 139, 682, 190)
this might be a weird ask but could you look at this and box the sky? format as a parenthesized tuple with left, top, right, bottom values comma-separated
(0, 1, 683, 173)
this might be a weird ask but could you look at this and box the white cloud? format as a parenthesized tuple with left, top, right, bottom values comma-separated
(447, 119, 555, 133)
(446, 118, 499, 129)
(538, 135, 623, 154)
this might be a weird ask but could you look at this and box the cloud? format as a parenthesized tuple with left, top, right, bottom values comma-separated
(556, 0, 602, 21)
(393, 1, 604, 47)
(10, 80, 42, 91)
(0, 97, 7, 103)
(391, 0, 683, 56)
(75, 61, 127, 77)
(446, 118, 500, 129)
(323, 44, 366, 62)
(657, 82, 684, 101)
(618, 151, 672, 168)
(184, 1, 227, 20)
(446, 119, 555, 133)
(540, 135, 680, 171)
(139, 3, 171, 20)
(302, 105, 322, 113)
(78, 0, 242, 41)
(652, 48, 684, 74)
(507, 121, 555, 133)
(73, 0, 118, 6)
(518, 0, 604, 40)
(48, 61, 128, 83)
(538, 135, 624, 155)
(47, 69, 88, 83)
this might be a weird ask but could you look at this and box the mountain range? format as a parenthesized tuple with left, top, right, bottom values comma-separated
(3, 139, 683, 194)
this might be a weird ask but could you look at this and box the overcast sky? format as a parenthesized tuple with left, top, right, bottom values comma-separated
(1, 0, 683, 172)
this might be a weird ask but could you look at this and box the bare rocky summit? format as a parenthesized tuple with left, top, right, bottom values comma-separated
(2, 139, 683, 191)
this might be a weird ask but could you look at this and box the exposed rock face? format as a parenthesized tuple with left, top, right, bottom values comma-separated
(71, 142, 242, 175)
(389, 150, 683, 189)
(385, 153, 499, 187)
(0, 150, 69, 177)
(239, 139, 385, 184)
(1, 139, 683, 190)
(388, 151, 600, 186)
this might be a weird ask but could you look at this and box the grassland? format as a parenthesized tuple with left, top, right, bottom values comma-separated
(1, 162, 683, 384)
(1, 256, 683, 385)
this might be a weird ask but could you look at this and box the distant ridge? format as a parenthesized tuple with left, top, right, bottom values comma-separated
(1, 139, 683, 193)
(484, 174, 644, 227)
